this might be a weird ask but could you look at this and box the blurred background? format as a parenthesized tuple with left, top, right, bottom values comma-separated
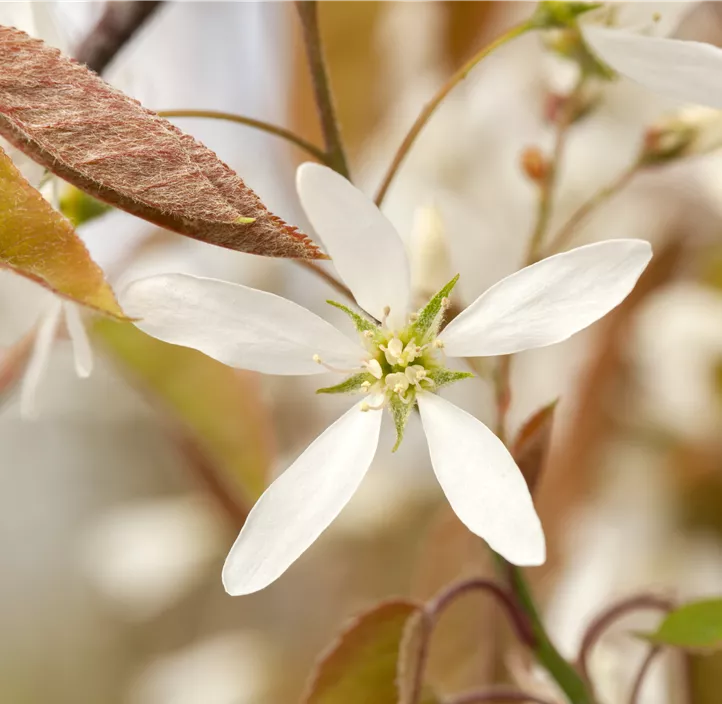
(1, 1, 722, 702)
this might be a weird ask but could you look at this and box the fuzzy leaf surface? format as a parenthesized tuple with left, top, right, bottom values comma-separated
(0, 147, 123, 317)
(303, 600, 422, 704)
(0, 26, 321, 259)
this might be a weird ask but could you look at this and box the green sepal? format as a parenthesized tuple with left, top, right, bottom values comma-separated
(327, 300, 382, 340)
(426, 368, 473, 389)
(411, 274, 459, 342)
(531, 2, 601, 29)
(389, 389, 416, 452)
(317, 373, 375, 395)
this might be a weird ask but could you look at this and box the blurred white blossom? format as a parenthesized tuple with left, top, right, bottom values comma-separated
(129, 632, 273, 704)
(82, 495, 225, 620)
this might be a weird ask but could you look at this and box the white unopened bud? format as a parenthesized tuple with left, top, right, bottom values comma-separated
(411, 205, 452, 301)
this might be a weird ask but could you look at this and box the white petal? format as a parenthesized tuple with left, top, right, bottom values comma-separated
(120, 273, 366, 376)
(63, 302, 93, 378)
(581, 3, 696, 38)
(222, 400, 382, 595)
(417, 392, 545, 566)
(296, 163, 411, 329)
(582, 26, 722, 109)
(439, 239, 652, 357)
(20, 299, 63, 420)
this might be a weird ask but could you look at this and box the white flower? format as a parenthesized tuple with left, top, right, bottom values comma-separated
(578, 2, 722, 109)
(20, 296, 93, 419)
(120, 163, 652, 596)
(0, 2, 95, 419)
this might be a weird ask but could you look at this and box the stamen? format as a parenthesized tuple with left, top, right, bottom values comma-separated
(381, 306, 391, 328)
(360, 399, 385, 412)
(313, 354, 362, 375)
(365, 359, 383, 379)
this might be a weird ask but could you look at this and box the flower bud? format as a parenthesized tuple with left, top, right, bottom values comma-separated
(411, 205, 452, 302)
(521, 146, 549, 184)
(640, 107, 722, 165)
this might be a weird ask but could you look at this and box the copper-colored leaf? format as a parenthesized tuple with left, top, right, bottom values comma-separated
(303, 600, 423, 704)
(0, 147, 123, 317)
(511, 401, 558, 495)
(0, 26, 322, 259)
(95, 320, 274, 522)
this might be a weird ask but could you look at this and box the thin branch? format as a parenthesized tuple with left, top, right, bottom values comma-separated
(158, 109, 329, 165)
(446, 688, 559, 704)
(543, 161, 641, 258)
(525, 77, 586, 264)
(295, 1, 351, 179)
(297, 260, 353, 302)
(577, 594, 674, 685)
(405, 578, 536, 704)
(74, 1, 164, 74)
(374, 20, 533, 207)
(428, 577, 537, 647)
(628, 647, 662, 704)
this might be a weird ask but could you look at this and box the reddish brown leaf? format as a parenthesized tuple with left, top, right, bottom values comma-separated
(511, 401, 558, 494)
(303, 600, 423, 704)
(0, 26, 322, 259)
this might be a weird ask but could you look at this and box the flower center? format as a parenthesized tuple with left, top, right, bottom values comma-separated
(312, 275, 472, 450)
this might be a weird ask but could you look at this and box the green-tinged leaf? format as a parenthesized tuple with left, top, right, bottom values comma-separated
(511, 400, 558, 494)
(425, 368, 473, 390)
(95, 320, 273, 505)
(0, 26, 322, 259)
(317, 373, 375, 395)
(303, 600, 422, 704)
(640, 600, 722, 652)
(59, 185, 113, 227)
(327, 299, 380, 337)
(0, 148, 124, 318)
(411, 275, 459, 342)
(389, 390, 415, 452)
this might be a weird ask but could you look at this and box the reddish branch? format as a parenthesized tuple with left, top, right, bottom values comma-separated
(74, 1, 164, 74)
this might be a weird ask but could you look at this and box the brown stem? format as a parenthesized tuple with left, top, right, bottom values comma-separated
(74, 1, 164, 74)
(577, 594, 674, 685)
(406, 578, 536, 704)
(493, 355, 513, 443)
(297, 260, 353, 302)
(158, 110, 329, 164)
(525, 78, 586, 264)
(295, 1, 350, 179)
(628, 647, 662, 704)
(543, 162, 641, 258)
(446, 688, 559, 704)
(375, 20, 532, 206)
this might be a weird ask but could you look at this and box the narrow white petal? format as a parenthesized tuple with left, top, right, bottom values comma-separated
(582, 26, 722, 109)
(439, 239, 652, 357)
(582, 3, 697, 38)
(63, 302, 93, 378)
(296, 163, 411, 328)
(20, 299, 63, 420)
(222, 401, 382, 595)
(418, 392, 545, 566)
(120, 274, 366, 375)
